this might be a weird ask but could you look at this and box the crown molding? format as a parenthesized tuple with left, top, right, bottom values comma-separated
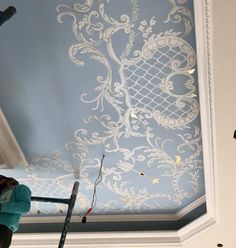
(194, 0, 218, 220)
(0, 109, 28, 168)
(12, 0, 216, 246)
(21, 195, 206, 224)
(12, 232, 182, 248)
(178, 0, 218, 242)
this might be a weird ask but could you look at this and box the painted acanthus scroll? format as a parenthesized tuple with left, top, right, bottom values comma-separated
(166, 0, 193, 36)
(52, 0, 204, 213)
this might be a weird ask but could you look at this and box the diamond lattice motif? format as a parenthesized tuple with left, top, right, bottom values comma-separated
(124, 46, 192, 119)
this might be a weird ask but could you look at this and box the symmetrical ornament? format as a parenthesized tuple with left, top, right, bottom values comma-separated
(24, 0, 205, 216)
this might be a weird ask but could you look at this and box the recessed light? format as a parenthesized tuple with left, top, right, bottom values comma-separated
(217, 243, 223, 247)
(234, 130, 236, 139)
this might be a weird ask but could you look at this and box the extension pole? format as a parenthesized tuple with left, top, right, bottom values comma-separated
(30, 196, 70, 205)
(0, 6, 16, 26)
(31, 181, 79, 248)
(58, 181, 79, 248)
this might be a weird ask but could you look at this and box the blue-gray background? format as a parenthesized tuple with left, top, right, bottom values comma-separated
(0, 0, 205, 216)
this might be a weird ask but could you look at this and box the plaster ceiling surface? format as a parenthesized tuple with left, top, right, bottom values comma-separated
(0, 0, 205, 222)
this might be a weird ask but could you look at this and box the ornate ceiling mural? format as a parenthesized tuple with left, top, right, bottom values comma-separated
(0, 0, 205, 218)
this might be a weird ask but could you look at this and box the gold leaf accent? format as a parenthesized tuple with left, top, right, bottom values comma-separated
(152, 178, 160, 184)
(175, 155, 181, 166)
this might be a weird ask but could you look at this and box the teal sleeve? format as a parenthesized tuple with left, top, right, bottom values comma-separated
(0, 185, 31, 214)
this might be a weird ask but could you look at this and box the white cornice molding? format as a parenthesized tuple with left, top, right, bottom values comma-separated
(12, 0, 216, 246)
(177, 0, 217, 243)
(12, 232, 182, 248)
(176, 0, 217, 243)
(194, 0, 218, 221)
(21, 195, 206, 224)
(0, 109, 28, 168)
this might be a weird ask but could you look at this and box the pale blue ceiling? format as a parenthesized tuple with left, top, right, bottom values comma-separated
(0, 0, 205, 219)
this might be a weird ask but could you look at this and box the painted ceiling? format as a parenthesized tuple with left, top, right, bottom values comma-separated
(0, 0, 205, 220)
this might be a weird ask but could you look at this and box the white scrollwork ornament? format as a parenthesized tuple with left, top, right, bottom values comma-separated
(34, 0, 205, 214)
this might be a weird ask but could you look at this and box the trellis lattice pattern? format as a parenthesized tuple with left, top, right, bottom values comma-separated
(21, 178, 77, 214)
(124, 46, 192, 119)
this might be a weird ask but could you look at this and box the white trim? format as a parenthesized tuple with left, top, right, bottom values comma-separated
(194, 0, 218, 221)
(21, 195, 206, 224)
(178, 214, 216, 243)
(0, 163, 8, 169)
(177, 0, 218, 242)
(12, 232, 182, 248)
(175, 194, 206, 220)
(12, 0, 216, 246)
(0, 109, 28, 168)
